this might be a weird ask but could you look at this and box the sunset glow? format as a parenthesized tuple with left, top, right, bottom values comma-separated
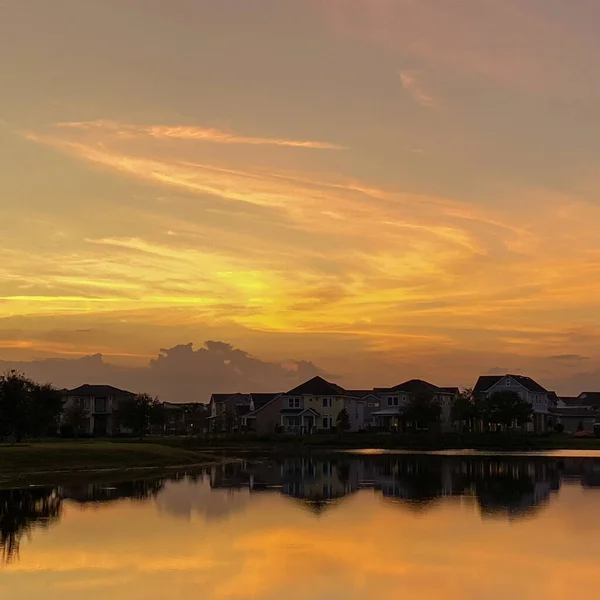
(2, 0, 600, 396)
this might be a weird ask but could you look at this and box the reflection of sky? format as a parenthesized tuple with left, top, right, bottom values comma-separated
(2, 480, 600, 599)
(155, 477, 251, 522)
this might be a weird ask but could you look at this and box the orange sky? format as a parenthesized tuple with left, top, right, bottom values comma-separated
(2, 1, 600, 393)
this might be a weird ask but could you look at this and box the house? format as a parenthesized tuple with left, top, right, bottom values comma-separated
(207, 393, 251, 432)
(62, 384, 134, 436)
(473, 374, 554, 432)
(277, 376, 365, 433)
(241, 393, 283, 433)
(370, 380, 458, 431)
(345, 390, 382, 427)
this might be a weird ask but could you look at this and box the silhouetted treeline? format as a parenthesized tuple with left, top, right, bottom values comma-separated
(0, 371, 63, 442)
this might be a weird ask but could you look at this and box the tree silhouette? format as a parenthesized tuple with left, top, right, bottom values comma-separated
(115, 393, 164, 438)
(0, 371, 63, 442)
(483, 390, 533, 429)
(336, 408, 351, 433)
(450, 388, 478, 432)
(402, 392, 441, 431)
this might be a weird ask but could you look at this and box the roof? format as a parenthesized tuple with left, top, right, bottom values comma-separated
(371, 409, 402, 416)
(250, 393, 282, 410)
(473, 374, 548, 394)
(65, 384, 134, 397)
(279, 407, 321, 416)
(210, 393, 250, 403)
(438, 386, 460, 395)
(345, 390, 374, 399)
(559, 396, 580, 406)
(375, 379, 439, 395)
(284, 376, 346, 397)
(578, 392, 600, 407)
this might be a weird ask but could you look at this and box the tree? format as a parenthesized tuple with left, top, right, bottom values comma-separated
(115, 393, 163, 439)
(0, 371, 63, 442)
(336, 409, 351, 434)
(184, 403, 209, 434)
(63, 403, 89, 438)
(450, 388, 478, 432)
(402, 392, 441, 431)
(483, 391, 533, 430)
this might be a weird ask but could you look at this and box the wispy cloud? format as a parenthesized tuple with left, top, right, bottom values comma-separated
(548, 354, 590, 361)
(56, 120, 344, 150)
(399, 70, 437, 108)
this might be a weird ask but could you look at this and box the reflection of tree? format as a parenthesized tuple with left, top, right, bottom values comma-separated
(0, 487, 62, 563)
(59, 478, 166, 504)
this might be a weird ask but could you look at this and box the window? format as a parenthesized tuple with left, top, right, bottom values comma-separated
(322, 398, 332, 408)
(368, 402, 373, 407)
(374, 402, 380, 407)
(393, 397, 399, 406)
(387, 397, 393, 406)
(288, 398, 300, 408)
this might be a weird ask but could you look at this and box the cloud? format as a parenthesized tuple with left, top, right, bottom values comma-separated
(548, 354, 590, 361)
(56, 120, 344, 150)
(0, 341, 327, 402)
(323, 0, 600, 93)
(399, 70, 436, 108)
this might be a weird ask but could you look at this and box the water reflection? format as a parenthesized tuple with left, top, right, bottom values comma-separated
(2, 454, 600, 564)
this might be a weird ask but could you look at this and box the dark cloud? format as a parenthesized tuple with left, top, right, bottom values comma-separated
(0, 341, 327, 403)
(548, 354, 589, 361)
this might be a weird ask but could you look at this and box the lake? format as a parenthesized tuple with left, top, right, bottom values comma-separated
(2, 452, 600, 599)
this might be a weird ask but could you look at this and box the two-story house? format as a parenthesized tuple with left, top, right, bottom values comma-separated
(473, 374, 554, 432)
(62, 384, 134, 436)
(207, 393, 252, 432)
(278, 376, 365, 433)
(371, 379, 458, 431)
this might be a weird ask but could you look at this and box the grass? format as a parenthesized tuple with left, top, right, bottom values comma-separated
(2, 432, 600, 486)
(0, 440, 219, 483)
(141, 431, 600, 452)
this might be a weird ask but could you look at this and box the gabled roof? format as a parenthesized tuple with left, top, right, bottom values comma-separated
(559, 396, 580, 406)
(284, 376, 346, 396)
(438, 386, 460, 395)
(65, 384, 134, 397)
(473, 374, 548, 394)
(210, 393, 250, 403)
(577, 392, 600, 407)
(250, 392, 282, 410)
(375, 379, 439, 395)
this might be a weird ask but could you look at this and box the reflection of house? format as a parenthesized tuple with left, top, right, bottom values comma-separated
(473, 374, 555, 432)
(62, 384, 134, 436)
(371, 380, 458, 431)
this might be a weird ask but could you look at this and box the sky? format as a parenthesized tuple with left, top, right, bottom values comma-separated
(2, 0, 600, 399)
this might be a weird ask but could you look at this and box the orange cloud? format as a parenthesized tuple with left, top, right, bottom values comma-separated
(56, 120, 345, 150)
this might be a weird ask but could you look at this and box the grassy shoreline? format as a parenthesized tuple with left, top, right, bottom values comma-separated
(2, 433, 600, 487)
(0, 440, 223, 486)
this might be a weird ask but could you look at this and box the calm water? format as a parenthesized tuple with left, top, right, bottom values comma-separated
(2, 453, 600, 599)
